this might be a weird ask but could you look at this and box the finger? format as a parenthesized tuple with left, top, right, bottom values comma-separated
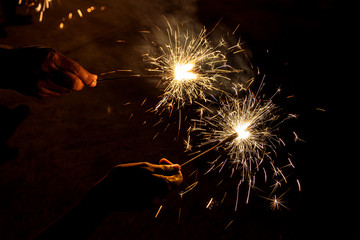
(154, 172, 183, 192)
(59, 71, 85, 91)
(37, 84, 63, 98)
(159, 158, 173, 165)
(159, 158, 181, 172)
(40, 78, 72, 94)
(167, 173, 183, 188)
(53, 51, 97, 87)
(154, 164, 181, 175)
(48, 66, 85, 91)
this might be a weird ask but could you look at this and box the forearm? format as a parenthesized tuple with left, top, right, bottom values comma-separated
(35, 191, 111, 240)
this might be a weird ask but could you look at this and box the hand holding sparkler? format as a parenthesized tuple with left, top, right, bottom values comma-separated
(90, 158, 183, 211)
(0, 46, 98, 97)
(35, 159, 182, 239)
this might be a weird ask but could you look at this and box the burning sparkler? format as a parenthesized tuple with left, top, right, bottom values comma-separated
(184, 79, 297, 209)
(144, 20, 238, 113)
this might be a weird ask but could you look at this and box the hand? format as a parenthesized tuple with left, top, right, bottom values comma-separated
(90, 158, 183, 212)
(1, 46, 98, 97)
(34, 159, 182, 239)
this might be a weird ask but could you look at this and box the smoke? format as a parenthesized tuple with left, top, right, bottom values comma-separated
(102, 0, 199, 29)
(98, 0, 255, 90)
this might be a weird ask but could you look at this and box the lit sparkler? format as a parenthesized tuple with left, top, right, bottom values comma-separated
(144, 20, 237, 113)
(185, 81, 296, 208)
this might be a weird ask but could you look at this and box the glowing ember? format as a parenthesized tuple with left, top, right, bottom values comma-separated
(174, 63, 197, 81)
(234, 123, 250, 140)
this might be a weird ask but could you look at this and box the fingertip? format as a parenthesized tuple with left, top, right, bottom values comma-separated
(89, 74, 97, 87)
(172, 164, 181, 172)
(90, 80, 97, 87)
(160, 159, 180, 172)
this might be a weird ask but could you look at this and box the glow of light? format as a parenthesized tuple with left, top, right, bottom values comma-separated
(35, 3, 42, 12)
(267, 191, 290, 211)
(235, 123, 250, 140)
(174, 63, 197, 81)
(77, 9, 83, 17)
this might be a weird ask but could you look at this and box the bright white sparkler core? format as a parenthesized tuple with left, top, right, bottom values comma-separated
(174, 63, 197, 81)
(235, 123, 250, 140)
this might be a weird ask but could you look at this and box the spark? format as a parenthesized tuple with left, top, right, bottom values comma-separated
(206, 198, 214, 208)
(264, 190, 290, 211)
(154, 205, 163, 218)
(269, 195, 288, 210)
(224, 220, 234, 230)
(293, 131, 304, 142)
(316, 107, 326, 112)
(22, 0, 52, 22)
(77, 9, 83, 17)
(179, 181, 198, 197)
(296, 179, 301, 192)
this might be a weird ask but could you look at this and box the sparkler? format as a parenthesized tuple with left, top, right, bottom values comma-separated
(184, 80, 297, 209)
(144, 20, 238, 113)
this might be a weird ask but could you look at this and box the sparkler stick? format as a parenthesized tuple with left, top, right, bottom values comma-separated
(181, 132, 238, 167)
(97, 75, 161, 81)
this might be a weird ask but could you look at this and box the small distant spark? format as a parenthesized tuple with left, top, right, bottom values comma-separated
(263, 190, 290, 211)
(77, 9, 83, 17)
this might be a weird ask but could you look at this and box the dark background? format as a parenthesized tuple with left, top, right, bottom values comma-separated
(0, 0, 354, 239)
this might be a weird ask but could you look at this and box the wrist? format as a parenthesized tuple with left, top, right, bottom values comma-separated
(0, 46, 50, 94)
